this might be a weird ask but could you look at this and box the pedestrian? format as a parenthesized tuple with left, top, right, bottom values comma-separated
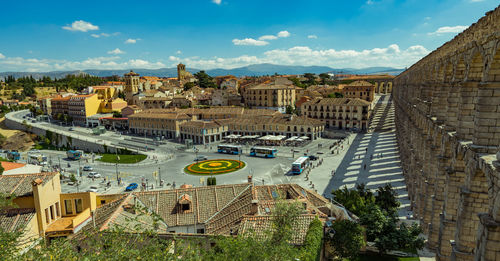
(365, 148, 368, 152)
(381, 153, 383, 158)
(363, 164, 367, 170)
(370, 154, 373, 160)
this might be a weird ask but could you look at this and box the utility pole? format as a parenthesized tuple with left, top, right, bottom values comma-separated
(158, 166, 162, 187)
(115, 162, 119, 185)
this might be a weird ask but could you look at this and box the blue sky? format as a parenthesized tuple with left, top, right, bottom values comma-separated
(0, 0, 497, 72)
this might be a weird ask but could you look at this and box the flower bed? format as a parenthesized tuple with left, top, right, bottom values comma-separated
(184, 159, 246, 175)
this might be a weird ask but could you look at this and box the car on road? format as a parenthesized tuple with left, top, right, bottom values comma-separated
(308, 155, 318, 161)
(87, 186, 98, 193)
(31, 120, 36, 123)
(88, 172, 101, 178)
(194, 155, 208, 161)
(69, 127, 74, 131)
(83, 166, 93, 171)
(125, 183, 138, 192)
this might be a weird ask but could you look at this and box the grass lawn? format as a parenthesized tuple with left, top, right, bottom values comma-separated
(184, 159, 245, 175)
(97, 153, 147, 164)
(347, 253, 419, 261)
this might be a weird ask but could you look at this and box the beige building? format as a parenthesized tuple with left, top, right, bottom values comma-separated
(301, 97, 371, 131)
(244, 84, 296, 113)
(128, 111, 192, 139)
(342, 80, 375, 102)
(179, 120, 228, 144)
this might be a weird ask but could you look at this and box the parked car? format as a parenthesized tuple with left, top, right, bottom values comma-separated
(88, 172, 101, 178)
(194, 155, 208, 161)
(308, 155, 318, 161)
(83, 166, 93, 171)
(31, 120, 36, 123)
(69, 127, 74, 131)
(125, 183, 138, 192)
(87, 186, 98, 193)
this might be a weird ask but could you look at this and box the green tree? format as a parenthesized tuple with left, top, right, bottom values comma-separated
(117, 90, 125, 99)
(375, 184, 400, 215)
(285, 105, 296, 115)
(113, 111, 122, 118)
(332, 184, 375, 216)
(359, 203, 387, 241)
(194, 71, 216, 89)
(319, 73, 330, 84)
(327, 92, 344, 98)
(0, 164, 4, 175)
(303, 73, 317, 86)
(328, 220, 365, 260)
(183, 82, 195, 91)
(288, 77, 306, 88)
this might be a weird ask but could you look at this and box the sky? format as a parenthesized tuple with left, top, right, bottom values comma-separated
(0, 0, 498, 72)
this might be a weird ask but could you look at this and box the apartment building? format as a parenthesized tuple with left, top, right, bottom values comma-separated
(301, 97, 371, 131)
(342, 80, 375, 102)
(128, 111, 192, 139)
(67, 94, 100, 126)
(244, 84, 297, 113)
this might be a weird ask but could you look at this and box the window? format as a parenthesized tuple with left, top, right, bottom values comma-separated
(55, 202, 60, 217)
(64, 200, 73, 215)
(197, 228, 205, 234)
(75, 199, 83, 213)
(100, 200, 106, 205)
(181, 203, 190, 211)
(45, 208, 50, 224)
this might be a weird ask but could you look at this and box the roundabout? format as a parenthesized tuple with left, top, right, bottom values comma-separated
(184, 159, 246, 175)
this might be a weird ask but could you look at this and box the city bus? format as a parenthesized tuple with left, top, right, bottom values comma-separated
(217, 145, 242, 155)
(66, 150, 82, 160)
(291, 156, 310, 175)
(249, 147, 278, 158)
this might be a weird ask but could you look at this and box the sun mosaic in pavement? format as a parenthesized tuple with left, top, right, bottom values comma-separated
(184, 159, 246, 175)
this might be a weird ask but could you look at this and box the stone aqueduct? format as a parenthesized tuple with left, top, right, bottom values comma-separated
(393, 6, 500, 261)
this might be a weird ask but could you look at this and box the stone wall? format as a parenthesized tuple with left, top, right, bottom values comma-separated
(4, 113, 122, 154)
(393, 6, 500, 261)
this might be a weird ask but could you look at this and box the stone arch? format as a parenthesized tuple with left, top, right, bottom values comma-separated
(444, 60, 453, 83)
(374, 82, 379, 93)
(486, 41, 500, 82)
(466, 47, 485, 82)
(453, 54, 466, 82)
(379, 82, 385, 93)
(437, 62, 445, 82)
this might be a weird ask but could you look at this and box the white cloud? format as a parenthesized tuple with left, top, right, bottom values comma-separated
(107, 48, 125, 55)
(176, 50, 182, 55)
(91, 32, 112, 38)
(62, 20, 99, 32)
(212, 0, 221, 4)
(307, 35, 318, 39)
(169, 44, 429, 70)
(469, 0, 485, 2)
(258, 35, 278, 40)
(366, 0, 374, 4)
(236, 30, 290, 46)
(169, 56, 180, 61)
(277, 31, 290, 38)
(0, 54, 165, 72)
(232, 38, 269, 46)
(428, 25, 468, 35)
(125, 38, 140, 44)
(0, 53, 5, 59)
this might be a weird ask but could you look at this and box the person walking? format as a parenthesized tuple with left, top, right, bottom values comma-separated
(363, 164, 367, 170)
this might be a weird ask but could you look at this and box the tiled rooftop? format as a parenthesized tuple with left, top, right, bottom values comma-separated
(0, 172, 58, 197)
(0, 208, 36, 233)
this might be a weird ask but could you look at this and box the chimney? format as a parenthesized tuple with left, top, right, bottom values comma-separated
(247, 175, 253, 184)
(251, 200, 259, 215)
(91, 210, 96, 228)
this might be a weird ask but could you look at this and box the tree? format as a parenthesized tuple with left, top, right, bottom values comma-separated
(303, 73, 317, 86)
(374, 220, 424, 254)
(183, 82, 195, 91)
(288, 77, 306, 88)
(117, 90, 125, 99)
(319, 73, 330, 84)
(328, 220, 365, 260)
(0, 164, 4, 175)
(332, 184, 375, 216)
(328, 92, 343, 98)
(285, 105, 296, 115)
(359, 203, 387, 242)
(194, 71, 216, 89)
(113, 111, 122, 118)
(375, 184, 400, 215)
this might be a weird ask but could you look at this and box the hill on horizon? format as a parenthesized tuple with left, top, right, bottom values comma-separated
(0, 63, 404, 80)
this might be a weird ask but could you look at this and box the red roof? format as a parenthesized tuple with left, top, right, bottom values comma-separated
(1, 161, 26, 171)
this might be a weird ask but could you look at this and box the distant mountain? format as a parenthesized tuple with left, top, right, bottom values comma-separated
(0, 64, 403, 79)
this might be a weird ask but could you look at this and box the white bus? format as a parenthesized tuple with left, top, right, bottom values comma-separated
(291, 156, 310, 175)
(249, 147, 278, 158)
(217, 145, 242, 155)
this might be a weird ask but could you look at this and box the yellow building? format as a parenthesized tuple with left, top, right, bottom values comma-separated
(341, 80, 375, 102)
(244, 84, 296, 113)
(68, 94, 100, 126)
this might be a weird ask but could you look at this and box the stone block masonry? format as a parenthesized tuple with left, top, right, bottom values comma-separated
(393, 5, 500, 261)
